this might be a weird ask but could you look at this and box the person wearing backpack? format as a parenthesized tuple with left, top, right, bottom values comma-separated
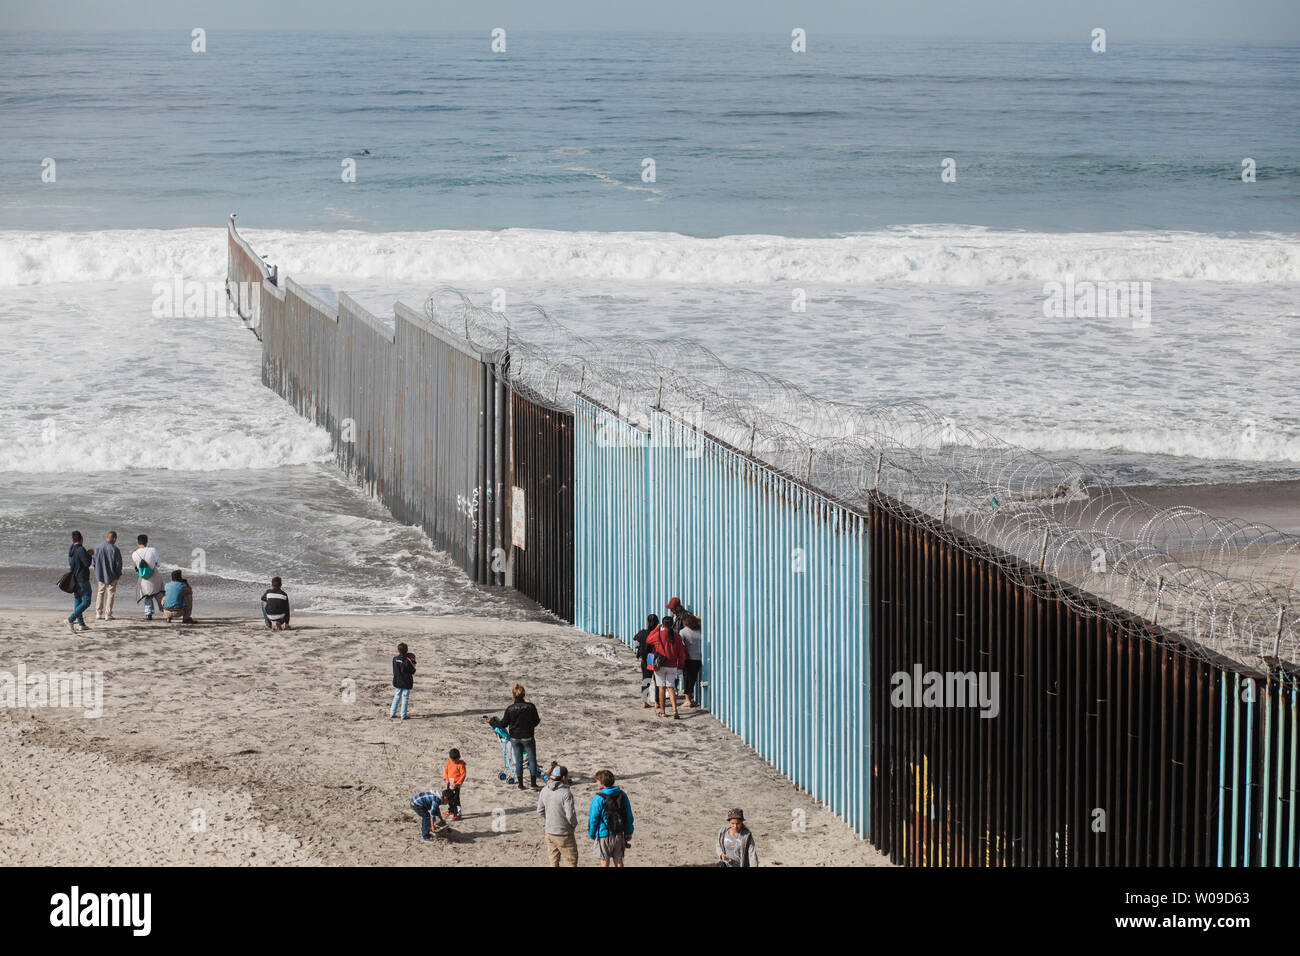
(648, 617, 687, 719)
(587, 769, 634, 867)
(131, 534, 165, 621)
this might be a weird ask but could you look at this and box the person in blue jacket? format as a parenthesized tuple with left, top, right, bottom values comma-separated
(587, 769, 634, 867)
(66, 530, 93, 633)
(162, 569, 194, 623)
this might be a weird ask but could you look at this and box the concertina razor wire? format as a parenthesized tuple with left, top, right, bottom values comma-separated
(424, 286, 1299, 670)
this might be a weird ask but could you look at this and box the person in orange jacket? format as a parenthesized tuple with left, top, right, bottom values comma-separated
(443, 748, 467, 821)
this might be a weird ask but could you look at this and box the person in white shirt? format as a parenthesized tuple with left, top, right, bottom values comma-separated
(130, 533, 165, 621)
(679, 613, 704, 708)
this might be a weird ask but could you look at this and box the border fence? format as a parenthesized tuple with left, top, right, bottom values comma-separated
(228, 218, 1297, 864)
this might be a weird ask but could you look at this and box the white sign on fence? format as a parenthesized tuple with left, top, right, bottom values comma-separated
(511, 486, 526, 550)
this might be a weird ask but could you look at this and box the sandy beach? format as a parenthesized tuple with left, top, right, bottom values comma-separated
(0, 609, 889, 867)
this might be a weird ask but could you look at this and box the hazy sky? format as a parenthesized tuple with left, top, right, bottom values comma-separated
(3, 0, 1298, 42)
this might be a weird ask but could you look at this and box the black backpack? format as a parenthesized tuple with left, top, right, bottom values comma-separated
(601, 790, 627, 836)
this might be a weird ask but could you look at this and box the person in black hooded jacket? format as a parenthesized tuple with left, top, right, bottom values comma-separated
(632, 614, 659, 709)
(486, 682, 542, 790)
(390, 643, 416, 720)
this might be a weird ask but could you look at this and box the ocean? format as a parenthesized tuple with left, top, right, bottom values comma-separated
(1, 31, 1296, 615)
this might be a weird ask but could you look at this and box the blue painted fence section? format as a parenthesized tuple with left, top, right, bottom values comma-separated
(574, 397, 652, 638)
(574, 396, 871, 836)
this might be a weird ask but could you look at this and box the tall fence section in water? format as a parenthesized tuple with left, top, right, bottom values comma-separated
(228, 219, 1297, 865)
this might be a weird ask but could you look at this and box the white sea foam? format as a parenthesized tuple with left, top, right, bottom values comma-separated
(1, 230, 1295, 471)
(1, 226, 1298, 287)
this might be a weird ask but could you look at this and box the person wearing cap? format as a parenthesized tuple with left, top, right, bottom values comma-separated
(717, 809, 759, 867)
(537, 764, 579, 866)
(664, 596, 690, 630)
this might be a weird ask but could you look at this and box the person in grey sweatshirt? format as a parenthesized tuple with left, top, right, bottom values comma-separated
(91, 530, 123, 621)
(537, 764, 578, 867)
(716, 808, 759, 867)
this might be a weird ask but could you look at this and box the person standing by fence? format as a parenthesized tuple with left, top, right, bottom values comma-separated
(633, 613, 659, 709)
(66, 531, 93, 634)
(92, 530, 122, 621)
(680, 613, 703, 708)
(664, 596, 693, 630)
(649, 617, 686, 719)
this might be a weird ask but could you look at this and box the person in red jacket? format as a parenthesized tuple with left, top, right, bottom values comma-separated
(649, 617, 687, 719)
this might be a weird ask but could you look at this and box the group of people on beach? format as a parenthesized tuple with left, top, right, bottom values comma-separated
(633, 596, 704, 719)
(61, 530, 291, 633)
(393, 600, 755, 866)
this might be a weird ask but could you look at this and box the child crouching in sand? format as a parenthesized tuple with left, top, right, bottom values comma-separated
(443, 749, 467, 821)
(409, 789, 453, 843)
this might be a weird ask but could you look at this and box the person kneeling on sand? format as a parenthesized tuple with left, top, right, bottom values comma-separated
(537, 764, 578, 866)
(588, 769, 633, 867)
(716, 808, 759, 867)
(162, 569, 194, 624)
(261, 576, 291, 630)
(409, 789, 453, 843)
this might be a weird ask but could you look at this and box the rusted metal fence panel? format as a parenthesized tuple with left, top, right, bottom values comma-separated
(225, 217, 270, 334)
(510, 388, 574, 621)
(232, 220, 503, 585)
(869, 494, 1299, 867)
